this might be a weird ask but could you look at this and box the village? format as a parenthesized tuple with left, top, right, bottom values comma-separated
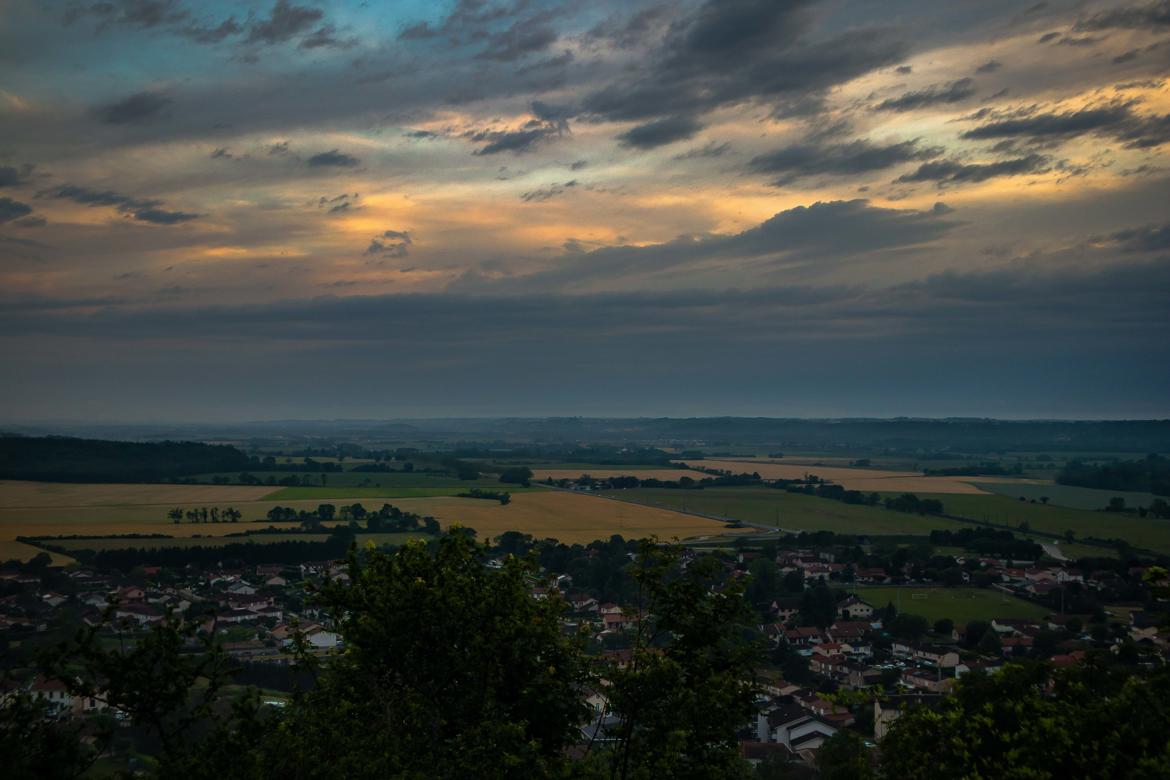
(3, 531, 1167, 773)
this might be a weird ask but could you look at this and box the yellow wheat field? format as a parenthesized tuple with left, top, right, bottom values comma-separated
(531, 468, 712, 481)
(694, 460, 1011, 495)
(371, 490, 740, 544)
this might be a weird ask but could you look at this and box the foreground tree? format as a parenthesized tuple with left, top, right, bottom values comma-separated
(879, 659, 1170, 779)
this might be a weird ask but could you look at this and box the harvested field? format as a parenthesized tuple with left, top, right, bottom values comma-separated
(0, 539, 74, 565)
(0, 481, 274, 509)
(366, 490, 738, 545)
(692, 459, 1012, 495)
(531, 468, 711, 481)
(43, 532, 425, 552)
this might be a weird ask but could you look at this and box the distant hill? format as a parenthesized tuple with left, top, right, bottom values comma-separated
(0, 436, 253, 483)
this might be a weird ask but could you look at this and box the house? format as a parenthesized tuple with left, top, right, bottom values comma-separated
(914, 645, 960, 668)
(902, 669, 955, 693)
(757, 697, 838, 752)
(30, 678, 74, 712)
(827, 621, 871, 643)
(115, 586, 145, 603)
(264, 575, 288, 588)
(305, 626, 340, 650)
(837, 595, 874, 620)
(567, 594, 599, 612)
(783, 627, 825, 647)
(226, 581, 258, 596)
(114, 604, 165, 626)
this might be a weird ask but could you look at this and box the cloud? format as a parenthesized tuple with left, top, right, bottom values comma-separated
(0, 164, 35, 187)
(896, 154, 1050, 184)
(317, 192, 359, 214)
(513, 199, 958, 289)
(876, 78, 976, 112)
(306, 149, 361, 167)
(42, 184, 199, 225)
(975, 59, 1002, 74)
(520, 180, 578, 202)
(580, 0, 905, 131)
(0, 196, 33, 224)
(299, 25, 357, 51)
(673, 142, 732, 160)
(364, 229, 412, 257)
(476, 15, 557, 62)
(749, 138, 942, 184)
(92, 91, 171, 124)
(1074, 1, 1170, 31)
(1099, 222, 1170, 252)
(246, 0, 323, 45)
(468, 108, 569, 155)
(961, 103, 1170, 149)
(617, 115, 702, 149)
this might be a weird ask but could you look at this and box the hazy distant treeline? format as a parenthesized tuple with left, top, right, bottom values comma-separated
(0, 436, 252, 483)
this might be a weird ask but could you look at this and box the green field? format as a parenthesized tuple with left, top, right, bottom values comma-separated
(199, 472, 510, 489)
(599, 487, 956, 536)
(925, 493, 1170, 555)
(37, 531, 426, 553)
(973, 481, 1162, 511)
(854, 586, 1049, 624)
(266, 484, 541, 501)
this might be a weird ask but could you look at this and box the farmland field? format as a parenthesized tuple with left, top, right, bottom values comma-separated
(0, 539, 75, 565)
(925, 493, 1170, 555)
(0, 480, 274, 508)
(853, 586, 1049, 624)
(362, 490, 739, 544)
(43, 532, 425, 552)
(599, 487, 956, 535)
(531, 468, 711, 481)
(972, 481, 1162, 511)
(266, 484, 541, 501)
(689, 460, 1019, 495)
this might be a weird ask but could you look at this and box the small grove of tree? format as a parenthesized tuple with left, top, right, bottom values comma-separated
(6, 535, 760, 779)
(168, 507, 242, 523)
(499, 466, 534, 487)
(457, 488, 511, 505)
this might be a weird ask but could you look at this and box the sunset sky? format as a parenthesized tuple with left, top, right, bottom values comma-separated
(1, 0, 1168, 421)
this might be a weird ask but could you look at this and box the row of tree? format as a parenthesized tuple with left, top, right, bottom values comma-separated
(167, 506, 243, 524)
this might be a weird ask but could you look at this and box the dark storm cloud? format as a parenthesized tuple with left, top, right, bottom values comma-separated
(299, 24, 357, 50)
(476, 15, 558, 61)
(961, 104, 1170, 149)
(468, 114, 568, 155)
(63, 1, 244, 45)
(520, 180, 578, 202)
(1100, 222, 1170, 252)
(0, 197, 33, 224)
(749, 138, 943, 184)
(579, 0, 905, 128)
(896, 154, 1050, 184)
(43, 184, 199, 224)
(616, 115, 702, 149)
(133, 207, 199, 224)
(246, 0, 323, 45)
(306, 149, 361, 167)
(673, 142, 731, 160)
(875, 78, 976, 112)
(92, 91, 171, 124)
(0, 164, 35, 187)
(512, 199, 959, 289)
(1074, 0, 1170, 31)
(586, 5, 670, 49)
(364, 229, 412, 257)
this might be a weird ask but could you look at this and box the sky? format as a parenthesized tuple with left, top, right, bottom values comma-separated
(1, 0, 1169, 422)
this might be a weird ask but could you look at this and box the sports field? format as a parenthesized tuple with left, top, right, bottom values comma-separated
(853, 586, 1049, 624)
(600, 487, 955, 535)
